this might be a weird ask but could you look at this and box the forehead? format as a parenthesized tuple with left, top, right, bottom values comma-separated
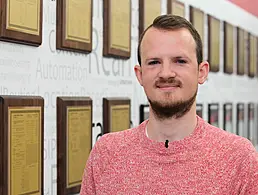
(140, 27, 197, 57)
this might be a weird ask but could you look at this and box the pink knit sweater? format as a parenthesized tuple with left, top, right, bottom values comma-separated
(80, 116, 258, 194)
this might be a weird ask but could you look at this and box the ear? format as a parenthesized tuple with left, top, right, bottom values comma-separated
(134, 65, 143, 86)
(198, 61, 209, 84)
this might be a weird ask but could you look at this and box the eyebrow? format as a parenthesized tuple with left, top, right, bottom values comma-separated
(174, 56, 190, 60)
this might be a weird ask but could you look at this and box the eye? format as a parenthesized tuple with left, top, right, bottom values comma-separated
(148, 60, 160, 65)
(176, 59, 187, 64)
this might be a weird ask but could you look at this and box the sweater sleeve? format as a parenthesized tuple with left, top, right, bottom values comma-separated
(80, 144, 97, 194)
(80, 134, 111, 194)
(239, 147, 258, 195)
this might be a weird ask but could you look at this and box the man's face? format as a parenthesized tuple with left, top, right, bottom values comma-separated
(135, 27, 208, 119)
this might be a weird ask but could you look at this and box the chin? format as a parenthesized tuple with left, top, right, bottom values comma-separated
(148, 92, 197, 120)
(150, 98, 183, 106)
(158, 94, 182, 103)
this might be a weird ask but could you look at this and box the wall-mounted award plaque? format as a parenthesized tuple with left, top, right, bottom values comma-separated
(208, 103, 219, 128)
(0, 0, 43, 46)
(103, 0, 131, 58)
(56, 96, 92, 195)
(0, 95, 44, 195)
(103, 97, 131, 134)
(56, 0, 93, 53)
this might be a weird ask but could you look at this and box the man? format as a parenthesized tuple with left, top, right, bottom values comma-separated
(80, 14, 258, 194)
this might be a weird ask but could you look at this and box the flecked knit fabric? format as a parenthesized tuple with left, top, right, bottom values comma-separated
(80, 116, 258, 194)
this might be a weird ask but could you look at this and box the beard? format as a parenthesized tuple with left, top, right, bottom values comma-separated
(148, 89, 197, 121)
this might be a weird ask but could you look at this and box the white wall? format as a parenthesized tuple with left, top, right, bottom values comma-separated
(0, 0, 258, 194)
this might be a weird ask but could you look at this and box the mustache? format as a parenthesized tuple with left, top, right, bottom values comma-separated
(155, 77, 182, 87)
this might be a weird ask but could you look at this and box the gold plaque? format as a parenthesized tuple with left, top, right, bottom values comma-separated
(190, 7, 204, 46)
(144, 0, 161, 29)
(208, 15, 220, 71)
(244, 31, 249, 69)
(249, 34, 257, 77)
(171, 1, 185, 17)
(237, 28, 245, 75)
(66, 106, 91, 188)
(110, 0, 130, 52)
(8, 106, 41, 195)
(225, 22, 234, 73)
(6, 0, 40, 35)
(65, 0, 91, 43)
(110, 105, 130, 132)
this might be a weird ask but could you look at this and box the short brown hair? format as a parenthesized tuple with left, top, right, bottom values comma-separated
(137, 14, 203, 65)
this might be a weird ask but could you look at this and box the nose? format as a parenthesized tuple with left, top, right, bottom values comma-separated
(158, 61, 176, 79)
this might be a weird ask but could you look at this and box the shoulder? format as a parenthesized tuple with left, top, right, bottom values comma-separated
(85, 126, 142, 174)
(95, 126, 141, 151)
(200, 118, 256, 158)
(92, 121, 146, 156)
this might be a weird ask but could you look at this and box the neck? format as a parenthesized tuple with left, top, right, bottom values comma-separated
(146, 105, 197, 143)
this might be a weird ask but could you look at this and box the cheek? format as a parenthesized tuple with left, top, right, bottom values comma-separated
(181, 74, 198, 88)
(142, 77, 156, 96)
(184, 79, 198, 94)
(142, 74, 154, 87)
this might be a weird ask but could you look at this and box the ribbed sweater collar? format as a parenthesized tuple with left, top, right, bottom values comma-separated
(137, 115, 204, 155)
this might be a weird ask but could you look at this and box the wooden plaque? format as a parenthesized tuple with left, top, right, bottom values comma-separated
(236, 103, 245, 137)
(196, 103, 203, 118)
(249, 34, 257, 77)
(207, 15, 220, 72)
(167, 0, 185, 18)
(56, 96, 92, 195)
(237, 27, 247, 75)
(0, 0, 43, 46)
(103, 0, 131, 59)
(223, 103, 233, 132)
(223, 21, 234, 74)
(256, 36, 258, 77)
(56, 0, 93, 53)
(139, 104, 149, 124)
(139, 0, 161, 38)
(248, 103, 255, 143)
(0, 95, 44, 195)
(103, 97, 130, 134)
(189, 6, 204, 59)
(208, 103, 219, 128)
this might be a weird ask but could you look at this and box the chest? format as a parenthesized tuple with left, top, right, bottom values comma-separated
(95, 155, 239, 195)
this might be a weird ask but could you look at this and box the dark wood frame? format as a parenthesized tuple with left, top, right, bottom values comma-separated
(247, 103, 254, 141)
(236, 27, 246, 75)
(56, 0, 93, 53)
(0, 0, 43, 46)
(139, 0, 161, 38)
(223, 21, 234, 74)
(0, 95, 44, 195)
(223, 103, 233, 131)
(208, 103, 219, 126)
(103, 97, 131, 134)
(103, 0, 131, 59)
(207, 14, 220, 72)
(167, 0, 185, 17)
(56, 96, 92, 195)
(196, 103, 203, 118)
(138, 0, 145, 38)
(139, 104, 149, 124)
(236, 103, 245, 136)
